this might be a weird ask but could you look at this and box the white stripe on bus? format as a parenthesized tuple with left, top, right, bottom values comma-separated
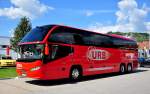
(87, 66, 114, 72)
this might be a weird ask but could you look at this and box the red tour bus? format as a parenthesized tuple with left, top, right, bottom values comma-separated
(16, 25, 138, 80)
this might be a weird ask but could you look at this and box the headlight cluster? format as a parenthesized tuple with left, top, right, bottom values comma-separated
(30, 66, 41, 71)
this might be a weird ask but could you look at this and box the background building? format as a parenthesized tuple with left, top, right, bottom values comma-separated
(0, 36, 17, 59)
(138, 41, 150, 59)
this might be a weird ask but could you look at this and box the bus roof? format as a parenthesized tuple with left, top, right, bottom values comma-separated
(53, 24, 135, 41)
(19, 24, 136, 45)
(107, 34, 135, 41)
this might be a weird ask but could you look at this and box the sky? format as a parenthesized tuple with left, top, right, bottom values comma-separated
(0, 0, 150, 37)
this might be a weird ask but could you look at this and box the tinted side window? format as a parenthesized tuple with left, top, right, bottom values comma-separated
(73, 34, 84, 45)
(81, 32, 95, 45)
(91, 34, 112, 47)
(21, 25, 54, 43)
(45, 45, 73, 61)
(48, 27, 75, 44)
(49, 27, 113, 47)
(81, 32, 112, 47)
(112, 38, 137, 49)
(124, 40, 138, 49)
(112, 38, 124, 47)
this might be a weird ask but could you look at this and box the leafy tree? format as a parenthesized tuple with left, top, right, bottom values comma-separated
(10, 17, 32, 52)
(107, 32, 149, 42)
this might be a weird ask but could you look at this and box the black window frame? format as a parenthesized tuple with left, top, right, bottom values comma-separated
(48, 26, 137, 49)
(44, 44, 74, 63)
(112, 37, 138, 49)
(21, 25, 54, 43)
(48, 27, 75, 44)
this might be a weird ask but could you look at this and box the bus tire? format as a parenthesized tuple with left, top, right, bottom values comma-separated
(70, 66, 82, 81)
(127, 64, 132, 73)
(120, 64, 125, 74)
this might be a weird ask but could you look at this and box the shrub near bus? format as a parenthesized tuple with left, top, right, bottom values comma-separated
(16, 25, 138, 80)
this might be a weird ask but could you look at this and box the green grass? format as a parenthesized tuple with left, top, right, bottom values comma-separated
(0, 67, 17, 78)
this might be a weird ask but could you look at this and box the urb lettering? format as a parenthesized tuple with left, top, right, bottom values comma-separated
(87, 47, 110, 60)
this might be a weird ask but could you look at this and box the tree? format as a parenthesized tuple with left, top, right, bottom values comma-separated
(10, 17, 32, 52)
(106, 31, 149, 42)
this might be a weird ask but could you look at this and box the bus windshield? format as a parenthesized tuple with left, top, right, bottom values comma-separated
(18, 44, 44, 61)
(21, 25, 54, 43)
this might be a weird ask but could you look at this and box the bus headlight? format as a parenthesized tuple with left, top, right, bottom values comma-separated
(30, 66, 41, 71)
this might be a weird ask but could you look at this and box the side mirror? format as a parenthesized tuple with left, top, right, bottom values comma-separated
(45, 43, 49, 55)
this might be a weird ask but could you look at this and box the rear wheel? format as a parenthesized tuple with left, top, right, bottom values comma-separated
(127, 64, 132, 73)
(120, 64, 125, 74)
(70, 67, 82, 81)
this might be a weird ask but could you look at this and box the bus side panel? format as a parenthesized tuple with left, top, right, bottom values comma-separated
(72, 46, 122, 76)
(42, 55, 73, 80)
(72, 45, 94, 76)
(121, 49, 139, 70)
(95, 47, 122, 74)
(133, 51, 139, 70)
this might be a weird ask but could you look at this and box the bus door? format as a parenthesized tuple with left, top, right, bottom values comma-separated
(44, 44, 74, 78)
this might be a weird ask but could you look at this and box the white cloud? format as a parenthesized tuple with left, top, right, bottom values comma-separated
(0, 0, 54, 19)
(87, 23, 132, 33)
(0, 7, 32, 19)
(85, 11, 94, 17)
(118, 0, 137, 12)
(87, 23, 118, 33)
(116, 0, 149, 32)
(84, 10, 114, 17)
(9, 29, 14, 37)
(146, 22, 150, 32)
(88, 22, 150, 34)
(88, 0, 150, 33)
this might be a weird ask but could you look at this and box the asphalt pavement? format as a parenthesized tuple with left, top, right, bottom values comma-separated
(0, 67, 150, 94)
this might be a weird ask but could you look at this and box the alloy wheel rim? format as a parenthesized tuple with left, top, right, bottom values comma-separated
(128, 65, 132, 72)
(121, 66, 125, 73)
(72, 69, 79, 79)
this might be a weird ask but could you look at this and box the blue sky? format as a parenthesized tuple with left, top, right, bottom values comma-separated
(0, 0, 150, 37)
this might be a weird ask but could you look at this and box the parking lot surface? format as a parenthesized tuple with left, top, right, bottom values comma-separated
(0, 67, 150, 94)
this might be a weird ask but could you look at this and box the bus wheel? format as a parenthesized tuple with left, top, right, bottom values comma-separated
(120, 64, 125, 74)
(70, 67, 82, 81)
(127, 64, 132, 73)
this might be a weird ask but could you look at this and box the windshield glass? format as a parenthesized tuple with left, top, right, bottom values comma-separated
(18, 44, 44, 60)
(21, 25, 54, 43)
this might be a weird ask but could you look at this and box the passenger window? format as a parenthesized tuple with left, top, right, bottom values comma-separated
(74, 34, 84, 45)
(82, 33, 113, 47)
(48, 27, 75, 44)
(49, 32, 74, 44)
(46, 45, 73, 62)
